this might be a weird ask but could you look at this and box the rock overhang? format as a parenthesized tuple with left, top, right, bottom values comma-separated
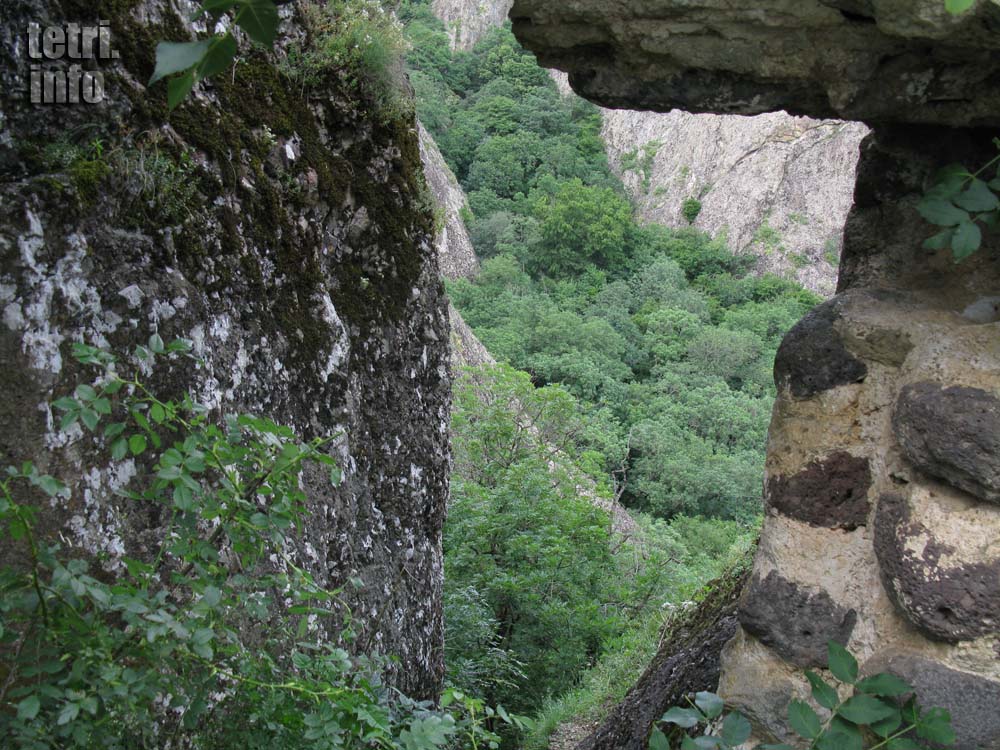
(509, 0, 1000, 127)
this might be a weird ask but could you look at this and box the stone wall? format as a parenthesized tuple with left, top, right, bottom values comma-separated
(511, 1, 1000, 746)
(0, 0, 450, 700)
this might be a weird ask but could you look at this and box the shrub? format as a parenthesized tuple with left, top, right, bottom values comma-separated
(681, 198, 702, 224)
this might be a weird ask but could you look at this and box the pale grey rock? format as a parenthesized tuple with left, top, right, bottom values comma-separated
(601, 110, 868, 297)
(431, 0, 513, 50)
(418, 122, 480, 281)
(1, 0, 450, 703)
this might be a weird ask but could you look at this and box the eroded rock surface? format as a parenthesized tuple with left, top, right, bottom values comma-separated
(510, 0, 1000, 127)
(1, 0, 449, 699)
(766, 451, 871, 530)
(893, 381, 1000, 504)
(738, 571, 857, 668)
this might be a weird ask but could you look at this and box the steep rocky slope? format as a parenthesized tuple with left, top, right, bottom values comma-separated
(1, 0, 449, 700)
(601, 110, 867, 297)
(512, 1, 1000, 747)
(429, 0, 866, 296)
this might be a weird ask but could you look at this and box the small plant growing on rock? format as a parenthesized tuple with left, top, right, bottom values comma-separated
(918, 140, 1000, 262)
(682, 198, 702, 224)
(649, 642, 955, 750)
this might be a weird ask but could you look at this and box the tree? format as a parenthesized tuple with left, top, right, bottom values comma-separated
(533, 179, 635, 276)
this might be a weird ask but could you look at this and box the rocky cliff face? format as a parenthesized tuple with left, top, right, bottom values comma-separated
(512, 1, 1000, 747)
(601, 109, 868, 297)
(1, 0, 450, 700)
(431, 0, 513, 51)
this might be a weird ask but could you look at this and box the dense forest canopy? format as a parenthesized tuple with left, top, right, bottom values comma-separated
(397, 0, 820, 732)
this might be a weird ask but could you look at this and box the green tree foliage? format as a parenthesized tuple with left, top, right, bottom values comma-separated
(445, 366, 753, 719)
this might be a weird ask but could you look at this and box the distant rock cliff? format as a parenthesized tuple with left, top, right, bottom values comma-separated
(601, 109, 868, 297)
(431, 0, 513, 50)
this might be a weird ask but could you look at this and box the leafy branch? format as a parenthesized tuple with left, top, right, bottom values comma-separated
(917, 140, 1000, 261)
(149, 0, 280, 110)
(649, 642, 955, 750)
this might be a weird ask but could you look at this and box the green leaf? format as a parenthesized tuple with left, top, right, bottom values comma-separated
(916, 707, 955, 744)
(150, 403, 166, 424)
(197, 33, 238, 79)
(661, 706, 702, 728)
(691, 737, 722, 750)
(916, 197, 968, 227)
(886, 739, 921, 750)
(695, 691, 725, 719)
(92, 397, 112, 415)
(80, 408, 99, 431)
(167, 70, 197, 111)
(104, 422, 126, 439)
(827, 641, 858, 684)
(855, 673, 913, 697)
(805, 671, 839, 710)
(53, 397, 78, 411)
(202, 586, 222, 608)
(952, 219, 982, 260)
(945, 0, 976, 13)
(923, 228, 954, 251)
(837, 694, 896, 725)
(870, 709, 902, 738)
(649, 728, 670, 750)
(148, 334, 165, 354)
(149, 40, 212, 85)
(57, 701, 80, 725)
(17, 695, 40, 721)
(35, 474, 68, 498)
(954, 178, 1000, 212)
(720, 712, 751, 746)
(788, 699, 822, 739)
(75, 384, 97, 401)
(235, 0, 280, 46)
(129, 434, 147, 456)
(817, 730, 861, 750)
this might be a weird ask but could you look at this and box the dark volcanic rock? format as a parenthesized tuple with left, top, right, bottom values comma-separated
(774, 301, 867, 399)
(874, 494, 1000, 642)
(893, 381, 1000, 504)
(767, 452, 872, 530)
(738, 571, 856, 668)
(863, 653, 1000, 750)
